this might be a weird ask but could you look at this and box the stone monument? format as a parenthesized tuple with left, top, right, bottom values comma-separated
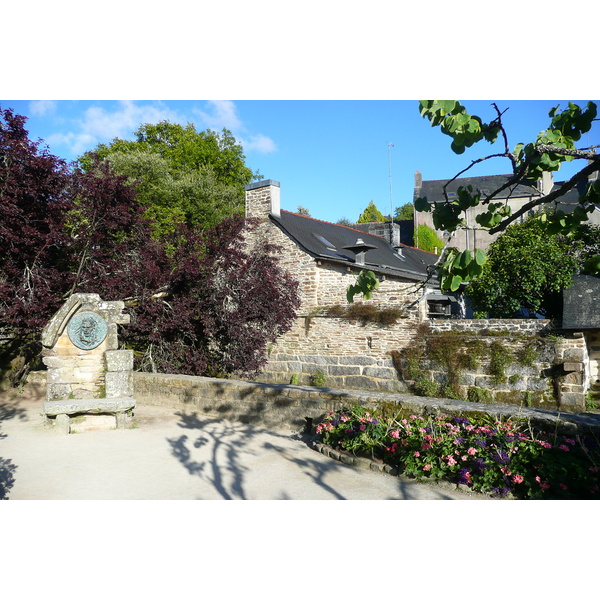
(41, 293, 136, 433)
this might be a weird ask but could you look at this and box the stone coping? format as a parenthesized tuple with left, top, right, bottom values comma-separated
(44, 397, 136, 416)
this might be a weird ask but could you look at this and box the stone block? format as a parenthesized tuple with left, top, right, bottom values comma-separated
(563, 348, 585, 362)
(105, 349, 134, 372)
(55, 413, 71, 434)
(526, 378, 551, 392)
(105, 371, 133, 398)
(46, 383, 73, 401)
(70, 414, 117, 433)
(363, 366, 396, 379)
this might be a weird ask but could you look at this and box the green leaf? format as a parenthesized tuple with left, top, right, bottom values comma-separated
(475, 248, 487, 266)
(414, 196, 431, 213)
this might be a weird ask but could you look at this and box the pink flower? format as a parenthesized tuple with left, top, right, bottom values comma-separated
(447, 456, 457, 466)
(467, 447, 477, 455)
(414, 451, 420, 457)
(512, 474, 524, 484)
(589, 466, 600, 473)
(359, 425, 366, 431)
(564, 438, 576, 445)
(535, 476, 550, 490)
(421, 443, 431, 450)
(390, 429, 400, 439)
(461, 456, 468, 462)
(539, 440, 552, 449)
(558, 445, 570, 452)
(559, 483, 568, 490)
(423, 464, 431, 471)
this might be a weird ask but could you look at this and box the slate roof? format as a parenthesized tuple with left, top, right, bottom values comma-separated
(551, 179, 596, 214)
(270, 210, 438, 282)
(418, 174, 540, 203)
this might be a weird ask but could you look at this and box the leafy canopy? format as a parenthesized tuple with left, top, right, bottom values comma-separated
(79, 121, 254, 237)
(465, 218, 599, 318)
(414, 224, 444, 254)
(357, 200, 386, 223)
(0, 109, 300, 384)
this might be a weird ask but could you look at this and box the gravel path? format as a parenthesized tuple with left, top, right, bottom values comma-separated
(0, 392, 490, 500)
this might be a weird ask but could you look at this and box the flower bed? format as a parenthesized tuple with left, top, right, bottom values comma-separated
(315, 404, 600, 499)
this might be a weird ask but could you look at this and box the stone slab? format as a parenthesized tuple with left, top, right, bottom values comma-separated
(44, 397, 136, 416)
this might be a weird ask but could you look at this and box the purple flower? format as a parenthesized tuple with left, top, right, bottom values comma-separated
(456, 468, 471, 485)
(471, 458, 488, 474)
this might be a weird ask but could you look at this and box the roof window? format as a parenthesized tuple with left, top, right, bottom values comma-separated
(312, 234, 336, 250)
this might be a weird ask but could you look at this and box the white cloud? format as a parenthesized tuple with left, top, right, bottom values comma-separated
(193, 100, 243, 131)
(239, 133, 277, 154)
(47, 100, 183, 156)
(44, 100, 276, 158)
(29, 100, 57, 116)
(80, 100, 181, 141)
(193, 100, 276, 154)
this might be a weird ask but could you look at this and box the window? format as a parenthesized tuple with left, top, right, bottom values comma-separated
(312, 234, 336, 250)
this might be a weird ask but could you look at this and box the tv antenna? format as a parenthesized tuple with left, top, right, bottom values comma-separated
(387, 142, 394, 244)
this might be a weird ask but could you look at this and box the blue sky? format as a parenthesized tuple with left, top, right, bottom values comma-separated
(2, 99, 598, 224)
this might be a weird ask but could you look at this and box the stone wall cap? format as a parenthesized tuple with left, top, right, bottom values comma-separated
(44, 397, 136, 415)
(244, 179, 280, 191)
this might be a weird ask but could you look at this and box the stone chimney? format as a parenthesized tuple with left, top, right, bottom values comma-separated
(413, 170, 422, 200)
(244, 179, 281, 220)
(538, 171, 554, 196)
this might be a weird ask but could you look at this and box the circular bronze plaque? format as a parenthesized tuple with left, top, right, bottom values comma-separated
(67, 311, 108, 350)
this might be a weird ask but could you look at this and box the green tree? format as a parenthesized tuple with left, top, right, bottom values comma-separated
(414, 224, 444, 253)
(465, 218, 597, 318)
(336, 217, 352, 226)
(79, 121, 253, 237)
(415, 100, 600, 290)
(394, 203, 414, 221)
(357, 200, 386, 223)
(296, 205, 311, 216)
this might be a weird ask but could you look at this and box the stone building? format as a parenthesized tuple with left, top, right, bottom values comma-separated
(414, 167, 600, 253)
(243, 179, 439, 391)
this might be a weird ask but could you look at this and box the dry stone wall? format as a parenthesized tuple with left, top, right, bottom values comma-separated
(403, 320, 590, 412)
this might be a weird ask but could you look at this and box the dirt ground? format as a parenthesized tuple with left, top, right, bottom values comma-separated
(0, 384, 489, 501)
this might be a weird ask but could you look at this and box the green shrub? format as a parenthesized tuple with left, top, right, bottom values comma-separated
(311, 371, 327, 387)
(467, 386, 493, 403)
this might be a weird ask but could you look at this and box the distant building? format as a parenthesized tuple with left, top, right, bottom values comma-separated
(414, 166, 600, 253)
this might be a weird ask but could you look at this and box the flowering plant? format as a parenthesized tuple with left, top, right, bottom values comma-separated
(315, 404, 600, 499)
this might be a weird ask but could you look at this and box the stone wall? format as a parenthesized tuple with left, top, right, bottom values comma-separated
(398, 320, 590, 412)
(131, 372, 600, 436)
(259, 313, 419, 392)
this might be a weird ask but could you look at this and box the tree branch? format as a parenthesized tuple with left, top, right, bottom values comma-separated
(489, 159, 600, 234)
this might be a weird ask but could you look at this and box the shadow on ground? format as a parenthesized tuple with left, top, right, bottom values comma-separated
(0, 392, 28, 499)
(167, 411, 461, 500)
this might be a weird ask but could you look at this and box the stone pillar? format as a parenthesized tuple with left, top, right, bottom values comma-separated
(41, 293, 132, 402)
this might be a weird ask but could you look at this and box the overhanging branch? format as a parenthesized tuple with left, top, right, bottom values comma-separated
(489, 159, 600, 234)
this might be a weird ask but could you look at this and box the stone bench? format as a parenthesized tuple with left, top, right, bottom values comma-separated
(44, 397, 136, 434)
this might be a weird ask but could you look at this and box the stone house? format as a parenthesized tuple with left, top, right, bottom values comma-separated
(414, 167, 600, 253)
(244, 179, 440, 391)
